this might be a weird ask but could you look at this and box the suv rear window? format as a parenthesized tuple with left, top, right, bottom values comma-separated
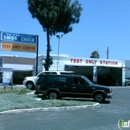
(38, 76, 68, 84)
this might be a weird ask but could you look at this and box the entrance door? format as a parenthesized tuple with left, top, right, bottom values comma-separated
(0, 72, 3, 84)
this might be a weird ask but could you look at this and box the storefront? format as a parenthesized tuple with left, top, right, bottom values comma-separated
(0, 56, 35, 84)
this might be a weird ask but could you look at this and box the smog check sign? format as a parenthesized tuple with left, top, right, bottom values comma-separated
(0, 31, 37, 53)
(0, 32, 37, 44)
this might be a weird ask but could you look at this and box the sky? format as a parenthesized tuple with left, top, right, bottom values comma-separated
(0, 0, 130, 60)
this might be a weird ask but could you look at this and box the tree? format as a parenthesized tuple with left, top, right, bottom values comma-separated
(90, 51, 100, 58)
(27, 0, 82, 70)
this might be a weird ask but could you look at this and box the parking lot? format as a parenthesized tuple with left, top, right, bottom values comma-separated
(0, 86, 130, 130)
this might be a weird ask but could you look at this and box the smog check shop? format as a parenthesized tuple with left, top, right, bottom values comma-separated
(51, 56, 125, 86)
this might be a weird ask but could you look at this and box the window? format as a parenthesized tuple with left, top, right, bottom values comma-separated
(52, 72, 57, 74)
(47, 77, 54, 83)
(73, 77, 87, 85)
(58, 77, 67, 83)
(50, 76, 67, 84)
(37, 76, 46, 83)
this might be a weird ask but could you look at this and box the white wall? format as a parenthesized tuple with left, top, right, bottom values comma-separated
(3, 64, 34, 71)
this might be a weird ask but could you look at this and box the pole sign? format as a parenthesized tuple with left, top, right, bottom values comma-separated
(0, 32, 37, 44)
(2, 42, 36, 53)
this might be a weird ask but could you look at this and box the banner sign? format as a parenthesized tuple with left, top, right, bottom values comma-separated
(67, 58, 124, 67)
(1, 42, 36, 53)
(1, 32, 37, 44)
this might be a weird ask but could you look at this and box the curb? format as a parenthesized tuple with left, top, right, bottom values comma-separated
(0, 103, 100, 115)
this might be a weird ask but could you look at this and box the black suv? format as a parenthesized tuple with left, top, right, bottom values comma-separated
(35, 74, 113, 103)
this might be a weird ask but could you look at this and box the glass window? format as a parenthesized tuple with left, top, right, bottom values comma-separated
(38, 72, 45, 76)
(44, 72, 51, 74)
(52, 72, 57, 74)
(47, 77, 54, 82)
(37, 76, 46, 83)
(73, 77, 87, 85)
(59, 77, 67, 83)
(60, 72, 74, 75)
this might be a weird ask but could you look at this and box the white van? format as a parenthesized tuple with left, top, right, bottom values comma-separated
(23, 71, 74, 89)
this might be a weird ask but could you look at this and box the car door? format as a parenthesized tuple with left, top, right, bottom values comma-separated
(69, 76, 93, 98)
(36, 75, 48, 91)
(55, 76, 70, 97)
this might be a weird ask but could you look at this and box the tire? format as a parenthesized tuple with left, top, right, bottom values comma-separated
(26, 82, 35, 90)
(48, 91, 59, 100)
(94, 93, 105, 103)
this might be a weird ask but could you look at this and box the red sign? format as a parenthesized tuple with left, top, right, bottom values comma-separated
(2, 42, 36, 53)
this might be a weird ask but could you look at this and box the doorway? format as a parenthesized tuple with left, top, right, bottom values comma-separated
(0, 72, 3, 84)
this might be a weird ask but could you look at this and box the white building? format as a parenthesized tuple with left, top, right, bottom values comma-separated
(38, 54, 125, 86)
(0, 56, 35, 85)
(0, 54, 128, 86)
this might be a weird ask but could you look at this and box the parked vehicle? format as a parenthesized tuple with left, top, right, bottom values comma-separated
(23, 71, 74, 89)
(35, 74, 113, 103)
(125, 77, 130, 86)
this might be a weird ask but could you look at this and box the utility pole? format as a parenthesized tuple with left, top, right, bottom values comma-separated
(56, 34, 63, 71)
(107, 47, 109, 59)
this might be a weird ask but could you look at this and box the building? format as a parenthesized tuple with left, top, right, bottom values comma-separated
(0, 56, 35, 84)
(0, 54, 128, 86)
(38, 54, 125, 86)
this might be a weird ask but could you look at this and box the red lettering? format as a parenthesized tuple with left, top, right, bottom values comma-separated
(86, 60, 88, 63)
(3, 44, 11, 48)
(70, 59, 73, 63)
(111, 61, 114, 65)
(32, 47, 35, 50)
(80, 59, 82, 63)
(70, 59, 82, 63)
(99, 60, 118, 65)
(115, 62, 118, 65)
(13, 45, 21, 49)
(89, 60, 92, 63)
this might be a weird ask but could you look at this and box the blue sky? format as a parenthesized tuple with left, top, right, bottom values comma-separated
(0, 0, 130, 60)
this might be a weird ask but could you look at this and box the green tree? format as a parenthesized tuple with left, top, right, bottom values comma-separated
(27, 0, 82, 70)
(90, 51, 100, 58)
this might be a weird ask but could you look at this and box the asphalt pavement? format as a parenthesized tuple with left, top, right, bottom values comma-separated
(0, 87, 130, 130)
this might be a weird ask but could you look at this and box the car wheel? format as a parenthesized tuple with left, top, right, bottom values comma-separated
(94, 93, 105, 103)
(48, 91, 59, 100)
(26, 82, 34, 90)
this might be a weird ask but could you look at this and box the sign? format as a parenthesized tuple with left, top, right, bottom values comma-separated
(68, 58, 124, 67)
(1, 42, 36, 53)
(1, 32, 37, 44)
(3, 72, 13, 85)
